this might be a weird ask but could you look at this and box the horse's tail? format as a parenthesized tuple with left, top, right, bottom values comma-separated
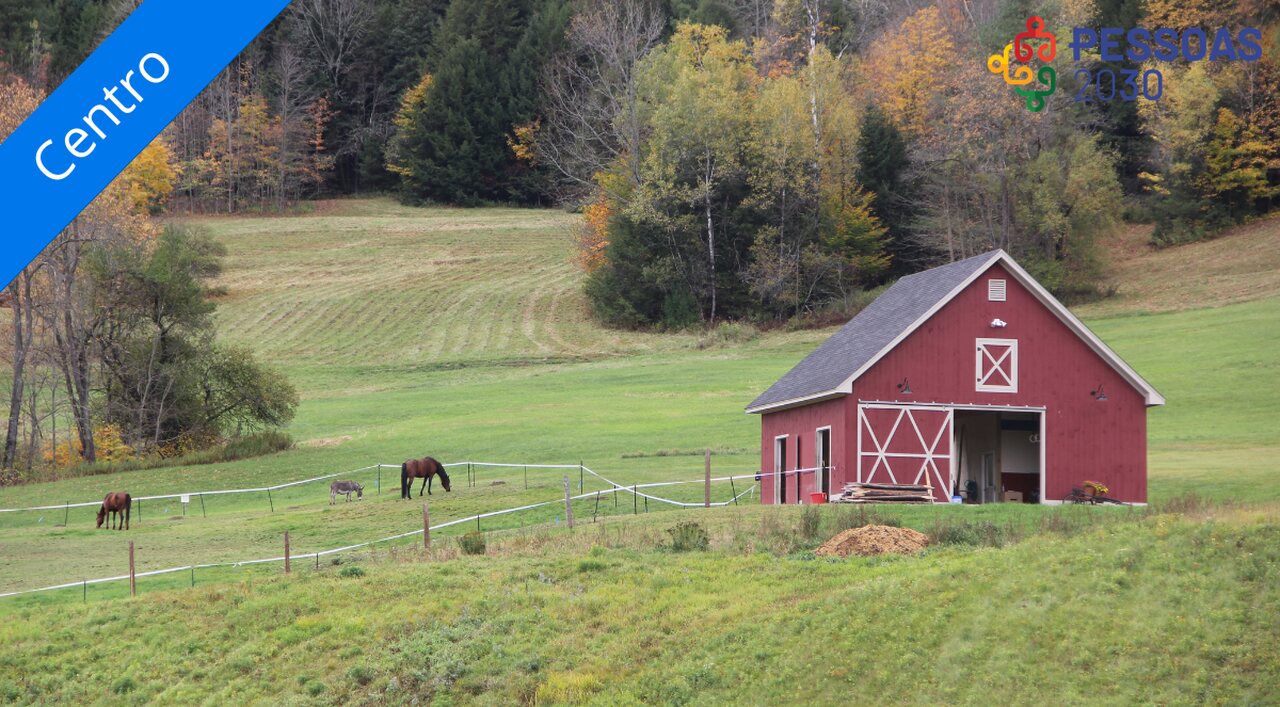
(401, 462, 409, 497)
(124, 493, 132, 530)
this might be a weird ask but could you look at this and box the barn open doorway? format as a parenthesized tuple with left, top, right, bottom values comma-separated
(952, 409, 1043, 504)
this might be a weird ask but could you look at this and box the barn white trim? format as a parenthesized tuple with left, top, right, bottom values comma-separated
(975, 338, 1018, 393)
(746, 250, 1164, 414)
(857, 403, 953, 496)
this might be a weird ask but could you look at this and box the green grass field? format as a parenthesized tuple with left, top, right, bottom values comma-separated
(0, 199, 1277, 704)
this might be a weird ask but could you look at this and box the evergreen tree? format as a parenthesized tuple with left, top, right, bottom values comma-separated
(856, 105, 915, 276)
(389, 0, 568, 205)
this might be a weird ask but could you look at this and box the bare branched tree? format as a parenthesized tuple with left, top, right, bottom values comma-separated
(291, 0, 374, 97)
(537, 0, 666, 199)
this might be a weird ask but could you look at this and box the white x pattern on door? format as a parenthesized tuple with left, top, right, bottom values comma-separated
(857, 405, 953, 496)
(975, 338, 1018, 393)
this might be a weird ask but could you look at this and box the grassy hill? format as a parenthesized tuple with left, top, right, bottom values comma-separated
(1077, 216, 1280, 318)
(2, 503, 1278, 704)
(0, 200, 1277, 704)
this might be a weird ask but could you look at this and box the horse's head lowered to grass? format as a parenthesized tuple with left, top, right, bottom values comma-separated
(401, 457, 451, 497)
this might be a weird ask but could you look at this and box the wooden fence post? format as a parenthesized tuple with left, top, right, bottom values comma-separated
(593, 491, 600, 522)
(199, 493, 206, 518)
(705, 449, 711, 508)
(128, 541, 136, 597)
(563, 476, 575, 529)
(423, 501, 431, 549)
(63, 501, 69, 527)
(267, 488, 274, 513)
(284, 531, 291, 574)
(377, 466, 381, 495)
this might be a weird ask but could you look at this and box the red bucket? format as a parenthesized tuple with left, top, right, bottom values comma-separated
(809, 492, 828, 504)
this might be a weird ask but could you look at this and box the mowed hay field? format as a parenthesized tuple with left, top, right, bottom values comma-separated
(0, 200, 1278, 704)
(208, 199, 714, 389)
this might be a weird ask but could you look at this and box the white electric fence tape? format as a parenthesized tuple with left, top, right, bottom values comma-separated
(0, 460, 778, 598)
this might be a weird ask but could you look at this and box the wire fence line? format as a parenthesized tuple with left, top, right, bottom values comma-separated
(0, 463, 801, 600)
(0, 460, 590, 515)
(0, 459, 811, 516)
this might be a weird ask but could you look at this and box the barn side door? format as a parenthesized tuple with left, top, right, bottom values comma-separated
(857, 404, 954, 502)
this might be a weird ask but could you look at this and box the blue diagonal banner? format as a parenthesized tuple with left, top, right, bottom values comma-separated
(0, 0, 293, 288)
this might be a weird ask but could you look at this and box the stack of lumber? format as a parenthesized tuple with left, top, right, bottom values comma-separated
(833, 481, 934, 504)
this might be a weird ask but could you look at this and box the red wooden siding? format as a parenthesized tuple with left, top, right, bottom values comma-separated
(760, 397, 847, 503)
(759, 262, 1150, 504)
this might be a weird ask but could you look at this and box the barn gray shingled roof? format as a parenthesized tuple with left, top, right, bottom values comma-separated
(746, 250, 1001, 412)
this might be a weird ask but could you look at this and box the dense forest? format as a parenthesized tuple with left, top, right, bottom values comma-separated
(1, 0, 1278, 468)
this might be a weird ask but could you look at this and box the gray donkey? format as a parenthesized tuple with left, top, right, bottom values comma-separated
(330, 480, 364, 504)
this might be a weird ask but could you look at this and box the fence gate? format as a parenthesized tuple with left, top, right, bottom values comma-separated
(857, 404, 953, 502)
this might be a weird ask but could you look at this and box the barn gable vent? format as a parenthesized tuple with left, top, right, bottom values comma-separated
(988, 279, 1007, 302)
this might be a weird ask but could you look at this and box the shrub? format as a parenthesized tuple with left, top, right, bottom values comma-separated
(535, 671, 603, 705)
(926, 519, 1014, 547)
(798, 504, 822, 539)
(220, 430, 294, 460)
(338, 565, 365, 578)
(18, 430, 293, 486)
(459, 532, 487, 555)
(667, 520, 710, 552)
(577, 559, 606, 573)
(110, 676, 137, 695)
(346, 665, 375, 686)
(833, 506, 901, 532)
(696, 321, 760, 348)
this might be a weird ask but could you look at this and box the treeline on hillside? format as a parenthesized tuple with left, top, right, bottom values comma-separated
(0, 75, 297, 478)
(2, 0, 1279, 325)
(548, 0, 1280, 326)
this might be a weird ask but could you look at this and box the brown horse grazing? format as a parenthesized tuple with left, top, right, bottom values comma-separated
(401, 457, 451, 498)
(96, 492, 132, 530)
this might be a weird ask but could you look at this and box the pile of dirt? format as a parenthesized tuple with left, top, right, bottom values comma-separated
(814, 525, 929, 558)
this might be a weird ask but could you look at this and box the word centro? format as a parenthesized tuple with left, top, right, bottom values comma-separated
(1069, 26, 1264, 63)
(35, 52, 170, 181)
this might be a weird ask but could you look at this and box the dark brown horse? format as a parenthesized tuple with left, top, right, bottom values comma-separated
(96, 492, 132, 530)
(401, 457, 451, 498)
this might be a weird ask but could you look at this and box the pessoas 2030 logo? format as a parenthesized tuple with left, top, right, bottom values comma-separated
(988, 16, 1265, 113)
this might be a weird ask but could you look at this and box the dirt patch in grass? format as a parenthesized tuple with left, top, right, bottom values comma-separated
(815, 525, 929, 557)
(301, 436, 352, 448)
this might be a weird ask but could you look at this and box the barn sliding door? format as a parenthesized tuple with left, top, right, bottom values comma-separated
(857, 404, 953, 502)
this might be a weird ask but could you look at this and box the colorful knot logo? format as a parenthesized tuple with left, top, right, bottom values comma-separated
(987, 16, 1057, 112)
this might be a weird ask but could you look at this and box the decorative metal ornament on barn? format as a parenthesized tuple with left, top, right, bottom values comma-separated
(747, 250, 1163, 506)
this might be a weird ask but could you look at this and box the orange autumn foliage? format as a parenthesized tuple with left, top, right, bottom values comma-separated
(574, 197, 611, 272)
(44, 424, 136, 468)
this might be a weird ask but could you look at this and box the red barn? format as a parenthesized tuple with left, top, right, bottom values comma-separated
(746, 250, 1163, 505)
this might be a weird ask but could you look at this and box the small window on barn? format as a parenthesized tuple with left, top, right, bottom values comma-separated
(976, 338, 1018, 393)
(988, 279, 1007, 302)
